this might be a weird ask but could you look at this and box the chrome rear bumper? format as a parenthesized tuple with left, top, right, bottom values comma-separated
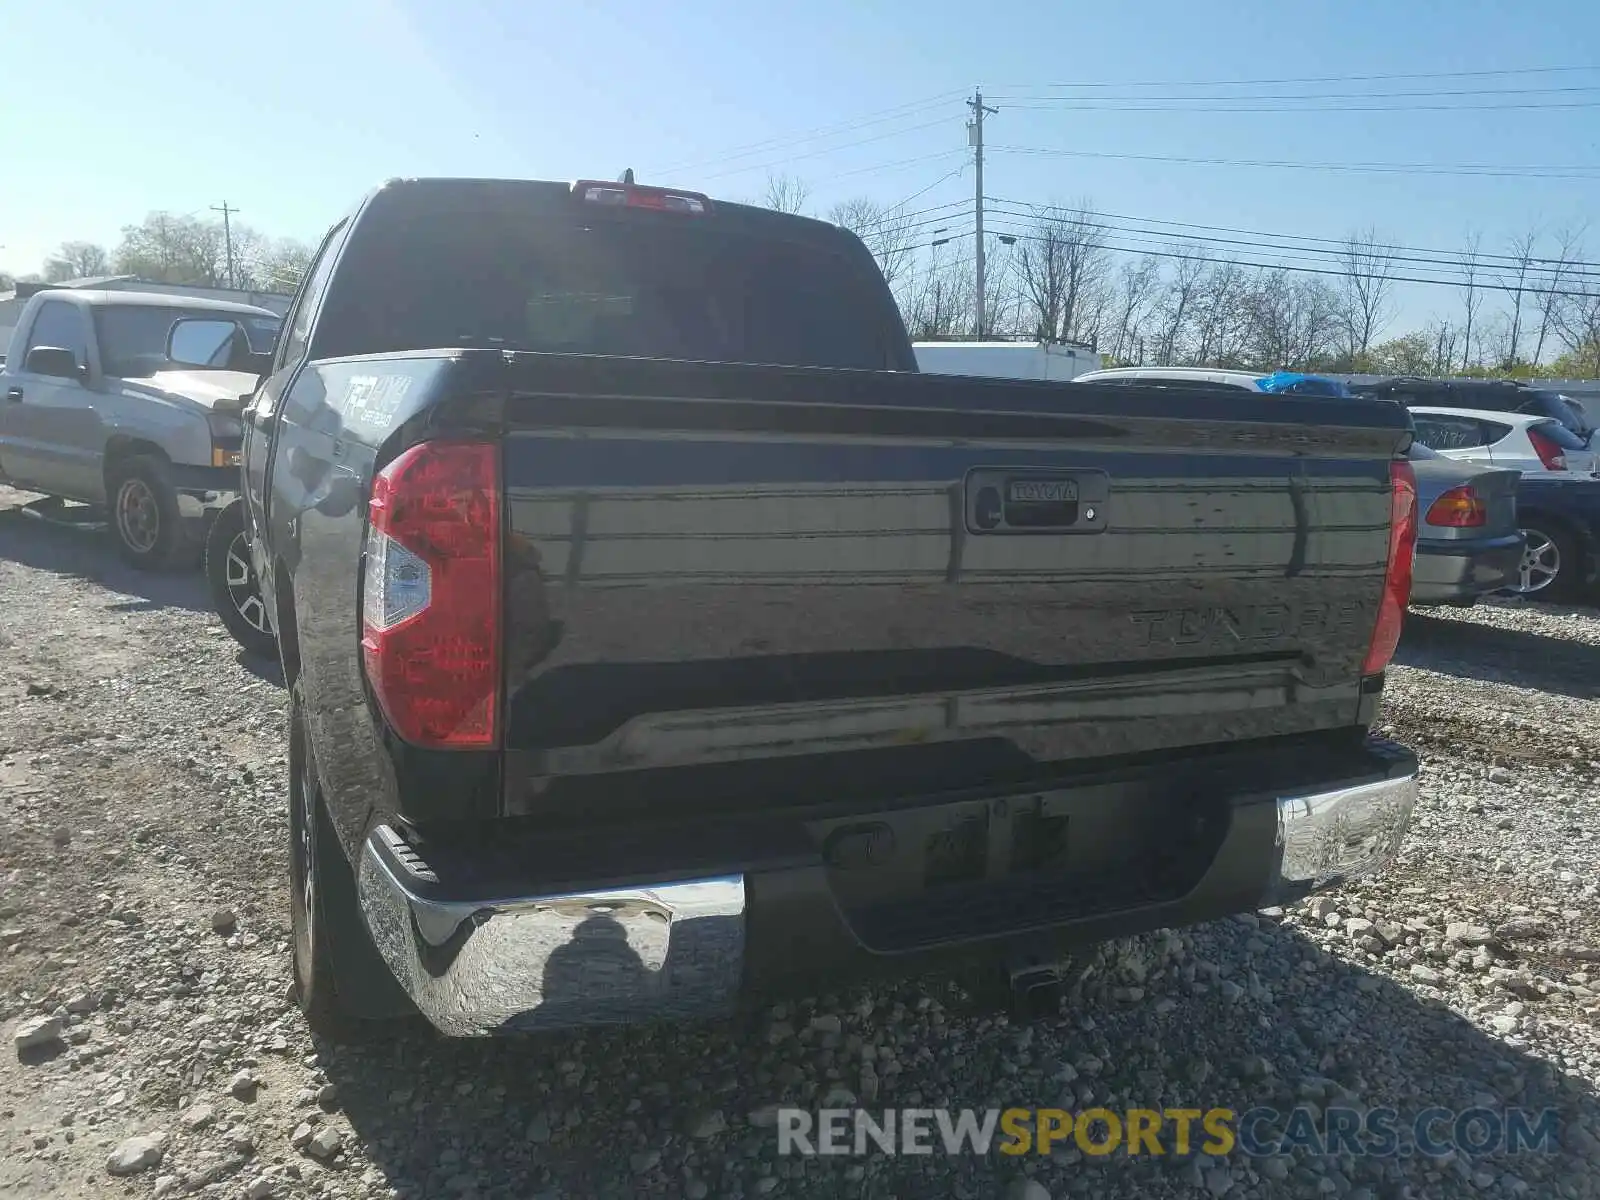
(355, 758, 1417, 1037)
(1266, 772, 1418, 900)
(356, 836, 745, 1037)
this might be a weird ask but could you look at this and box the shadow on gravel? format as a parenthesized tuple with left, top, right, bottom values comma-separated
(1398, 608, 1600, 700)
(317, 916, 1600, 1199)
(0, 507, 210, 615)
(237, 650, 285, 688)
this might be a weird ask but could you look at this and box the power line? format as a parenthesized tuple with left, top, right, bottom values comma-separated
(992, 98, 1600, 113)
(851, 200, 973, 234)
(876, 208, 976, 238)
(987, 65, 1600, 89)
(650, 69, 1598, 181)
(986, 144, 1600, 181)
(983, 212, 1600, 286)
(695, 116, 953, 183)
(979, 220, 1600, 297)
(882, 165, 969, 211)
(984, 195, 1600, 272)
(820, 148, 967, 184)
(981, 203, 1573, 278)
(652, 91, 964, 176)
(986, 84, 1600, 103)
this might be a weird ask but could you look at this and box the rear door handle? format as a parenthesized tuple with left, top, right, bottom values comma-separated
(4, 387, 21, 402)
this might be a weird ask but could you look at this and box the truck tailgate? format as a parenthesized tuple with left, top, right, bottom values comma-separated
(498, 356, 1410, 816)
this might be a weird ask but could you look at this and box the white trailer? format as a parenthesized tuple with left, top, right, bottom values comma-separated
(912, 340, 1102, 382)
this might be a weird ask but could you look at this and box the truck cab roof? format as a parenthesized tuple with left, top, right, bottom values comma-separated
(17, 288, 278, 318)
(306, 174, 917, 372)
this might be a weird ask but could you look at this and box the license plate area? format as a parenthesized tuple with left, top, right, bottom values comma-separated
(810, 781, 1232, 951)
(965, 468, 1110, 533)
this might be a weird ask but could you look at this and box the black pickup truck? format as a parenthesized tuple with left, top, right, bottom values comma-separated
(184, 175, 1420, 1039)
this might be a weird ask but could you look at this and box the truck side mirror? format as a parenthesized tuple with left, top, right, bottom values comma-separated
(167, 317, 268, 376)
(24, 346, 83, 379)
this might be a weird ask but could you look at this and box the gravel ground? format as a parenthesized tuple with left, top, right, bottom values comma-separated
(1, 483, 1598, 1200)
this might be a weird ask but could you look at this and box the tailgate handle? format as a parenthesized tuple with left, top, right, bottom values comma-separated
(965, 468, 1110, 534)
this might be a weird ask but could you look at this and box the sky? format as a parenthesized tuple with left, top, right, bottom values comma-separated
(2, 0, 1597, 340)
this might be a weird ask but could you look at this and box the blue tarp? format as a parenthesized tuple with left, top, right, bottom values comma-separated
(1256, 371, 1353, 397)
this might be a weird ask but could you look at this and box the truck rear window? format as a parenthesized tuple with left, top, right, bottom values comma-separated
(313, 200, 899, 371)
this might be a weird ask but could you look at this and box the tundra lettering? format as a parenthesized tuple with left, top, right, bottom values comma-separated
(1128, 601, 1371, 648)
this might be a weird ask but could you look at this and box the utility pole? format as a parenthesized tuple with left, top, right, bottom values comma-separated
(211, 202, 239, 289)
(967, 89, 997, 338)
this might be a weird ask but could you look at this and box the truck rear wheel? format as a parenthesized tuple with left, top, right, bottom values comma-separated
(289, 690, 419, 1041)
(205, 501, 278, 660)
(106, 453, 195, 570)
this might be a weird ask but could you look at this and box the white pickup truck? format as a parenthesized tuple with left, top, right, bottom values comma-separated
(0, 289, 279, 567)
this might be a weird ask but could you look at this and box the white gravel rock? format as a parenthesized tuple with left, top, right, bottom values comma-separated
(12, 1014, 63, 1052)
(106, 1132, 166, 1176)
(305, 1125, 343, 1161)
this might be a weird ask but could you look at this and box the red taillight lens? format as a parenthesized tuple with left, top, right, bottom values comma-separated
(1362, 460, 1418, 677)
(1424, 484, 1487, 527)
(361, 441, 500, 749)
(1528, 427, 1567, 472)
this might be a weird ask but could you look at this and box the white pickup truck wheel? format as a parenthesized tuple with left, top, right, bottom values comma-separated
(105, 454, 195, 570)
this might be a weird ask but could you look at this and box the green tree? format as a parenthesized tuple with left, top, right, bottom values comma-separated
(1363, 332, 1433, 375)
(242, 238, 314, 293)
(114, 212, 229, 285)
(43, 241, 111, 282)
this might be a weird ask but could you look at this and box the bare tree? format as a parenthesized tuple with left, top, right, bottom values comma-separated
(1495, 228, 1539, 369)
(1457, 232, 1484, 372)
(1533, 224, 1585, 366)
(763, 173, 810, 215)
(44, 241, 111, 282)
(1339, 227, 1395, 362)
(900, 250, 973, 339)
(1153, 249, 1209, 365)
(828, 197, 916, 288)
(1105, 256, 1161, 363)
(1012, 203, 1109, 344)
(1244, 270, 1339, 370)
(1426, 318, 1458, 376)
(1480, 313, 1518, 373)
(979, 236, 1023, 338)
(1553, 271, 1600, 377)
(1191, 263, 1251, 366)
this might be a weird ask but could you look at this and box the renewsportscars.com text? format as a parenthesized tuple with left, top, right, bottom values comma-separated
(777, 1106, 1563, 1159)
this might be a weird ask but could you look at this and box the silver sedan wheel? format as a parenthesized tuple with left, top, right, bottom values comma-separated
(1515, 529, 1561, 595)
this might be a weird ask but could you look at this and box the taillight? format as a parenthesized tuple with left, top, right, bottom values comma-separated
(1362, 460, 1418, 677)
(1528, 427, 1567, 471)
(1424, 484, 1487, 527)
(571, 179, 711, 214)
(361, 440, 500, 749)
